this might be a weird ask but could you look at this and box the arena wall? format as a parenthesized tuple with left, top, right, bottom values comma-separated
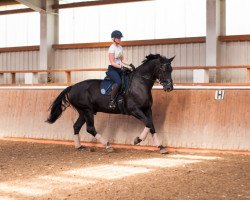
(0, 88, 249, 151)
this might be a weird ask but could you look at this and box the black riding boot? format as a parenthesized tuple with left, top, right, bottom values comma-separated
(109, 83, 119, 109)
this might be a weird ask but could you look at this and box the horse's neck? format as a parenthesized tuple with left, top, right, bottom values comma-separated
(134, 62, 156, 89)
(136, 61, 155, 80)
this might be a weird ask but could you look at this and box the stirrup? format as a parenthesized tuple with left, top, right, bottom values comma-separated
(109, 100, 116, 109)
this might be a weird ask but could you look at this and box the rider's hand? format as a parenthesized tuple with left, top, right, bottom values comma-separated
(121, 66, 130, 72)
(129, 63, 136, 71)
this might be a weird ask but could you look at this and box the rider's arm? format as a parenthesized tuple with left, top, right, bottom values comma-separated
(121, 56, 129, 66)
(109, 53, 122, 68)
(121, 57, 135, 70)
(121, 56, 134, 69)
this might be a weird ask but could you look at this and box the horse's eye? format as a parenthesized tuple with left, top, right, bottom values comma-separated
(160, 65, 166, 71)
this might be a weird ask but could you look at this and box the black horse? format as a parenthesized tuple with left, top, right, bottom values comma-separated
(46, 54, 174, 154)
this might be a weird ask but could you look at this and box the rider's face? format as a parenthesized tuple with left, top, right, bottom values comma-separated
(114, 38, 121, 44)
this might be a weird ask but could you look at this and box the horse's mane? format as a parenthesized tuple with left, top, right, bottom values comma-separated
(142, 54, 162, 64)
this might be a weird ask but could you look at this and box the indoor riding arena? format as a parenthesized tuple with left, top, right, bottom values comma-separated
(0, 1, 249, 200)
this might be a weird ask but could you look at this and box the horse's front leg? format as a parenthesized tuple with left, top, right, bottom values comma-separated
(144, 108, 168, 154)
(131, 108, 168, 154)
(134, 127, 150, 145)
(133, 108, 153, 145)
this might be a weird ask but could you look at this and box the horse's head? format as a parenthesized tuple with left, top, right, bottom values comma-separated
(141, 54, 175, 92)
(154, 55, 175, 92)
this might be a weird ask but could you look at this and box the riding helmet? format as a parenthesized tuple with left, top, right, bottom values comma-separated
(111, 30, 123, 39)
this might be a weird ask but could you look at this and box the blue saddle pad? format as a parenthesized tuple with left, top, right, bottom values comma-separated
(100, 74, 131, 96)
(100, 79, 113, 95)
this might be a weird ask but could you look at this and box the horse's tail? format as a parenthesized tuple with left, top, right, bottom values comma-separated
(46, 86, 72, 124)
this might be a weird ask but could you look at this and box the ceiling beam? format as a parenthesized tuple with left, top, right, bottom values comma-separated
(15, 0, 45, 12)
(52, 0, 153, 9)
(0, 8, 33, 15)
(0, 0, 20, 6)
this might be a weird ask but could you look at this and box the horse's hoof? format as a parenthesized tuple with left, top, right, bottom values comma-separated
(77, 146, 89, 151)
(106, 146, 114, 153)
(159, 145, 169, 154)
(134, 137, 142, 145)
(160, 149, 168, 154)
(89, 147, 96, 152)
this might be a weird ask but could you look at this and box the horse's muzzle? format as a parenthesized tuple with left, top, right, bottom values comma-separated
(162, 81, 173, 92)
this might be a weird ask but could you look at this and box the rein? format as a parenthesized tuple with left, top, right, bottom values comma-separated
(134, 73, 155, 83)
(133, 62, 170, 83)
(133, 63, 157, 83)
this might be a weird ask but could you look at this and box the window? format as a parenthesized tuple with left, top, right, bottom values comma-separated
(59, 0, 206, 43)
(0, 12, 40, 47)
(226, 0, 250, 35)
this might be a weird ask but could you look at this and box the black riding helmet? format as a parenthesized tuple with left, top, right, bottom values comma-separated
(111, 30, 123, 39)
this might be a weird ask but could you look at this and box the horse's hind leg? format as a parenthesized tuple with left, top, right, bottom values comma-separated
(84, 110, 114, 152)
(73, 111, 86, 150)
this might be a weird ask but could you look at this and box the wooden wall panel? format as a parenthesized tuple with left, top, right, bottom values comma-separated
(0, 89, 249, 151)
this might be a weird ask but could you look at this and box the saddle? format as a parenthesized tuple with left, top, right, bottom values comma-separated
(100, 68, 132, 96)
(100, 68, 133, 113)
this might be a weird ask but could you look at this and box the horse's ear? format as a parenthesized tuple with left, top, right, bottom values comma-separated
(169, 56, 175, 62)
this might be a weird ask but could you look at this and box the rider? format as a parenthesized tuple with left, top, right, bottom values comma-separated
(108, 30, 131, 109)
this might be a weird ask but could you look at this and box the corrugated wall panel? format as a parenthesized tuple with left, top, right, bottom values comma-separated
(219, 41, 250, 82)
(0, 41, 250, 83)
(0, 51, 39, 84)
(53, 43, 206, 84)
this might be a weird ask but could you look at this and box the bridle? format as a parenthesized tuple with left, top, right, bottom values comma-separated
(134, 62, 172, 84)
(133, 60, 173, 87)
(157, 63, 173, 86)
